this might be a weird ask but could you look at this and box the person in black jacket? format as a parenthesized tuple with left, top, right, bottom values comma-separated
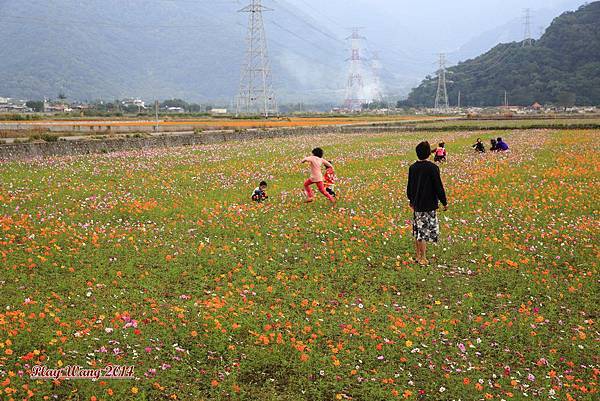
(472, 138, 485, 153)
(407, 141, 448, 265)
(251, 181, 269, 203)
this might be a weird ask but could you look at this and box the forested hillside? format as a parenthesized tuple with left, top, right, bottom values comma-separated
(0, 0, 345, 103)
(402, 2, 600, 107)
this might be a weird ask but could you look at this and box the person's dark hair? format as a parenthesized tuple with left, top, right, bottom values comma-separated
(491, 139, 497, 144)
(416, 141, 431, 160)
(312, 147, 324, 158)
(259, 181, 268, 187)
(497, 137, 502, 142)
(477, 138, 481, 141)
(439, 142, 445, 147)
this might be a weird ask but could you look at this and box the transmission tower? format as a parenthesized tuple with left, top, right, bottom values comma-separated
(522, 8, 533, 47)
(236, 0, 278, 117)
(434, 53, 449, 112)
(343, 28, 366, 111)
(370, 50, 384, 103)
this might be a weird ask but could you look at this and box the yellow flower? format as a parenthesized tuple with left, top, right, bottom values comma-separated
(131, 387, 139, 395)
(405, 340, 413, 347)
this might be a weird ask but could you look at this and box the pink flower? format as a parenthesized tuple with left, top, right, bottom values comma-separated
(458, 343, 466, 353)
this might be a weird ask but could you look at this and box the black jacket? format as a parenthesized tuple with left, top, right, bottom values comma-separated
(407, 160, 448, 212)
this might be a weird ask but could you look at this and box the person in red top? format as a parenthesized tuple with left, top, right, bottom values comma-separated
(301, 148, 335, 204)
(323, 162, 337, 198)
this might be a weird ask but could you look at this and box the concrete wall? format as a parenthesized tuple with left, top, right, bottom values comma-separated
(0, 126, 349, 160)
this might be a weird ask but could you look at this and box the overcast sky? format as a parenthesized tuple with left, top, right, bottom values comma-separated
(286, 0, 588, 54)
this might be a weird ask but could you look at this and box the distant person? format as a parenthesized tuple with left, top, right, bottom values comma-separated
(252, 181, 269, 203)
(490, 139, 499, 152)
(433, 142, 447, 163)
(302, 148, 336, 204)
(496, 137, 509, 151)
(472, 138, 485, 153)
(323, 162, 337, 198)
(407, 141, 448, 266)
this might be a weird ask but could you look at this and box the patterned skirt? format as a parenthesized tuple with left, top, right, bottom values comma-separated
(412, 211, 439, 242)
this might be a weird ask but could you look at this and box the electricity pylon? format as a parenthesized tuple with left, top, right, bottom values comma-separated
(343, 28, 366, 111)
(434, 53, 449, 112)
(236, 0, 278, 117)
(523, 8, 533, 47)
(370, 50, 384, 103)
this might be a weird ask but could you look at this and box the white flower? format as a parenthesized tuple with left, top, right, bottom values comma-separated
(439, 386, 446, 392)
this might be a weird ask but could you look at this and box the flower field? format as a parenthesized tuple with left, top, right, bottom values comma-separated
(0, 128, 598, 400)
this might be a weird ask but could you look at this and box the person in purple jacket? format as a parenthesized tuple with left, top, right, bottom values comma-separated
(407, 141, 448, 266)
(496, 137, 509, 151)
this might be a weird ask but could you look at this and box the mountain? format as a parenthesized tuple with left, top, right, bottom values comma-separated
(0, 0, 347, 103)
(401, 2, 600, 107)
(448, 0, 586, 63)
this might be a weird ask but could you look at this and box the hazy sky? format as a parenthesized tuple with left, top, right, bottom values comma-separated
(287, 0, 588, 54)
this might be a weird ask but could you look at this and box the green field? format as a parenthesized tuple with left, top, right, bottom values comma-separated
(0, 128, 598, 400)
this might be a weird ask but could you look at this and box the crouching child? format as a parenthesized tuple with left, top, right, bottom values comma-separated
(252, 181, 269, 203)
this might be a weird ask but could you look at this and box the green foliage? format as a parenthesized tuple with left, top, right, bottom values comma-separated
(28, 133, 59, 142)
(403, 3, 600, 107)
(0, 113, 42, 121)
(25, 101, 45, 112)
(362, 101, 389, 110)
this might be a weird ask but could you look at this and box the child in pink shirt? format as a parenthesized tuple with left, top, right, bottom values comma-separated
(302, 148, 336, 203)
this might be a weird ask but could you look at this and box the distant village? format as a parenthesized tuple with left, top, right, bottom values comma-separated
(0, 96, 598, 116)
(0, 97, 229, 115)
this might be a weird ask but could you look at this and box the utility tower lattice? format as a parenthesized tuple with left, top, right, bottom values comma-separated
(236, 0, 277, 117)
(434, 53, 449, 112)
(523, 8, 533, 47)
(370, 50, 384, 103)
(343, 28, 366, 111)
